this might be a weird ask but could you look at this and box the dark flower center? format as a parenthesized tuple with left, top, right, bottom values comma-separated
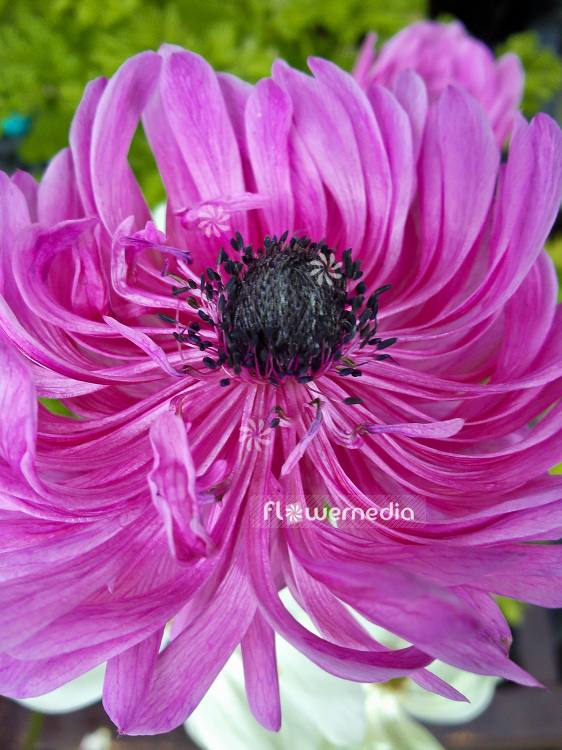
(221, 235, 347, 378)
(154, 230, 396, 386)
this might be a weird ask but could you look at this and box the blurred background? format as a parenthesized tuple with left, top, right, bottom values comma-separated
(1, 0, 562, 206)
(0, 0, 561, 748)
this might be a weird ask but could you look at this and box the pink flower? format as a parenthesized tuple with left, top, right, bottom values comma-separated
(0, 35, 561, 737)
(353, 21, 524, 146)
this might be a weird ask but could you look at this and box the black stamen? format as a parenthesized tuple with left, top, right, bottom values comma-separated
(377, 337, 397, 350)
(157, 313, 179, 325)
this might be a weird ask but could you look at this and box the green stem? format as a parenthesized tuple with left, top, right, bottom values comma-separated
(23, 711, 43, 750)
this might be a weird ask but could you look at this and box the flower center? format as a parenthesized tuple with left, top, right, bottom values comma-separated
(151, 229, 396, 386)
(221, 235, 347, 379)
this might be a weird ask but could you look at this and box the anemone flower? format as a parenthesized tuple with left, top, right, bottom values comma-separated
(0, 31, 561, 737)
(353, 20, 524, 147)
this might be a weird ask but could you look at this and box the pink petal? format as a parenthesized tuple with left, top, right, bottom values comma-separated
(281, 402, 323, 476)
(351, 32, 377, 89)
(273, 59, 368, 251)
(102, 316, 184, 379)
(411, 669, 468, 702)
(69, 77, 108, 216)
(0, 342, 36, 479)
(148, 411, 214, 562)
(115, 554, 256, 734)
(11, 170, 38, 222)
(0, 172, 30, 297)
(38, 148, 83, 224)
(158, 49, 246, 225)
(393, 70, 428, 163)
(473, 544, 562, 607)
(91, 52, 161, 234)
(103, 626, 164, 730)
(246, 78, 294, 236)
(241, 610, 281, 731)
(362, 417, 464, 438)
(246, 510, 432, 682)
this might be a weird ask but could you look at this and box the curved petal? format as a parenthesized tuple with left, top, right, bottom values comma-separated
(91, 52, 161, 234)
(115, 552, 256, 735)
(246, 78, 294, 236)
(241, 610, 281, 731)
(13, 662, 105, 714)
(0, 341, 37, 479)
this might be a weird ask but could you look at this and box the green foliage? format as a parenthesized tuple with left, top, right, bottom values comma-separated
(38, 397, 76, 417)
(3, 2, 561, 206)
(0, 0, 424, 202)
(499, 30, 562, 120)
(495, 596, 527, 627)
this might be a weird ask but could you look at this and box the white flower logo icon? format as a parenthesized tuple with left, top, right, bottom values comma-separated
(309, 255, 342, 286)
(239, 418, 272, 452)
(285, 503, 303, 524)
(196, 205, 231, 238)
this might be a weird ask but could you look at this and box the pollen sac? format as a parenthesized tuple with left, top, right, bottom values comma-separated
(221, 236, 347, 377)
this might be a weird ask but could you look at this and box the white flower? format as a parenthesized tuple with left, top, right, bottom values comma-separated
(358, 668, 498, 750)
(186, 602, 368, 750)
(353, 621, 499, 750)
(80, 728, 113, 750)
(186, 593, 498, 750)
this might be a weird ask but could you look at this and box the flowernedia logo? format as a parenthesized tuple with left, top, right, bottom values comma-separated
(239, 412, 288, 452)
(196, 204, 231, 237)
(239, 418, 272, 452)
(285, 503, 303, 523)
(252, 495, 427, 528)
(309, 254, 342, 286)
